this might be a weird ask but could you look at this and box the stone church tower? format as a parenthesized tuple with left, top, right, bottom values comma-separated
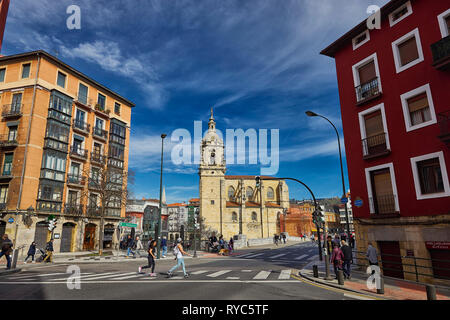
(199, 109, 226, 236)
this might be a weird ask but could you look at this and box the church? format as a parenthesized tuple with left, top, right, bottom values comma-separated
(199, 110, 290, 241)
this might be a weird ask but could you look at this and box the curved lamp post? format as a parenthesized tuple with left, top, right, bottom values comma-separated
(305, 111, 352, 239)
(156, 134, 167, 259)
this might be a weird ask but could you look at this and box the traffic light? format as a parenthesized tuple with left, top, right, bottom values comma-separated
(48, 218, 57, 231)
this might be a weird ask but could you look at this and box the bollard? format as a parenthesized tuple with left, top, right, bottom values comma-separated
(377, 276, 384, 294)
(11, 249, 19, 269)
(337, 270, 345, 285)
(426, 284, 437, 300)
(313, 265, 319, 278)
(324, 257, 333, 280)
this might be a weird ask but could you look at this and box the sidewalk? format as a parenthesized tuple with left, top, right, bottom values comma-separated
(299, 259, 450, 300)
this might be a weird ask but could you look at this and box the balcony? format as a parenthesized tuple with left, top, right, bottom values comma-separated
(438, 111, 450, 145)
(64, 203, 84, 216)
(105, 207, 122, 218)
(362, 133, 391, 160)
(108, 157, 124, 170)
(87, 206, 102, 217)
(36, 200, 62, 213)
(72, 119, 90, 135)
(44, 138, 68, 153)
(0, 167, 13, 182)
(67, 173, 86, 187)
(431, 35, 450, 70)
(94, 104, 110, 118)
(2, 104, 23, 118)
(70, 146, 88, 161)
(75, 93, 93, 109)
(92, 126, 108, 141)
(355, 77, 382, 105)
(88, 178, 101, 190)
(40, 168, 65, 182)
(369, 194, 398, 217)
(91, 152, 106, 165)
(0, 135, 18, 149)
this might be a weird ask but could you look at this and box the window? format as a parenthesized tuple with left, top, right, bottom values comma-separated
(0, 68, 5, 82)
(91, 167, 100, 183)
(437, 9, 450, 38)
(21, 63, 31, 79)
(93, 142, 102, 155)
(359, 104, 390, 158)
(251, 212, 258, 222)
(352, 30, 370, 50)
(0, 185, 8, 203)
(89, 194, 98, 208)
(231, 212, 238, 222)
(246, 186, 253, 200)
(2, 153, 13, 176)
(95, 118, 104, 130)
(400, 84, 436, 132)
(43, 151, 66, 172)
(97, 93, 106, 110)
(411, 152, 450, 200)
(11, 93, 22, 112)
(114, 102, 121, 115)
(38, 184, 63, 201)
(57, 71, 66, 88)
(49, 91, 72, 115)
(228, 186, 235, 200)
(352, 53, 382, 103)
(75, 109, 86, 128)
(365, 163, 399, 214)
(68, 190, 78, 205)
(8, 126, 17, 142)
(389, 1, 412, 27)
(46, 120, 70, 143)
(78, 83, 88, 104)
(267, 187, 274, 200)
(392, 29, 424, 73)
(211, 200, 215, 205)
(73, 137, 84, 151)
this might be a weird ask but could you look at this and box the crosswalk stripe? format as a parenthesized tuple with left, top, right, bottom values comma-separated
(253, 270, 271, 280)
(171, 276, 183, 279)
(207, 270, 232, 278)
(48, 272, 123, 281)
(245, 253, 264, 258)
(278, 270, 291, 279)
(10, 272, 65, 279)
(237, 253, 257, 258)
(111, 273, 147, 280)
(308, 256, 318, 261)
(83, 272, 136, 281)
(191, 270, 209, 275)
(226, 277, 240, 280)
(295, 254, 309, 260)
(270, 253, 286, 259)
(242, 270, 252, 272)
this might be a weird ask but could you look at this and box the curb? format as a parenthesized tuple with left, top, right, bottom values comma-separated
(297, 270, 391, 300)
(0, 268, 22, 276)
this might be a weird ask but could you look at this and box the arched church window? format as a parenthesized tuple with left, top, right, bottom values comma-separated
(251, 212, 258, 222)
(231, 212, 238, 222)
(228, 186, 235, 200)
(246, 186, 253, 200)
(267, 187, 274, 200)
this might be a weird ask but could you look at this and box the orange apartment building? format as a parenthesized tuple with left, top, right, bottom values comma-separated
(0, 50, 134, 253)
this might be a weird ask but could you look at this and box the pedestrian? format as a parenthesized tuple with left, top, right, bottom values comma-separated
(135, 236, 143, 257)
(366, 242, 378, 274)
(161, 236, 168, 258)
(330, 243, 344, 279)
(43, 239, 54, 263)
(282, 233, 286, 244)
(333, 235, 341, 248)
(310, 234, 315, 243)
(326, 235, 333, 257)
(139, 239, 157, 277)
(350, 233, 355, 248)
(126, 235, 136, 258)
(229, 237, 234, 251)
(0, 234, 13, 269)
(24, 241, 37, 263)
(167, 238, 190, 278)
(341, 240, 353, 279)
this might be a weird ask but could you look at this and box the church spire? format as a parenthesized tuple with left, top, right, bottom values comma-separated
(208, 107, 216, 131)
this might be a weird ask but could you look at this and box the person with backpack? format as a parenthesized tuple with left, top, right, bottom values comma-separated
(24, 241, 37, 263)
(138, 240, 157, 277)
(167, 238, 190, 278)
(0, 234, 13, 269)
(43, 239, 54, 263)
(330, 243, 344, 279)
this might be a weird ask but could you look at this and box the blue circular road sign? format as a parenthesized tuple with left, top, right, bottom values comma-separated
(8, 217, 14, 223)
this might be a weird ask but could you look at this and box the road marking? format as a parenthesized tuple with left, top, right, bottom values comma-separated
(253, 270, 271, 280)
(226, 277, 240, 280)
(207, 270, 232, 278)
(244, 253, 264, 259)
(241, 270, 252, 272)
(237, 253, 257, 258)
(190, 270, 209, 275)
(344, 293, 374, 300)
(111, 273, 147, 280)
(48, 271, 124, 281)
(10, 272, 65, 279)
(295, 254, 309, 260)
(171, 276, 183, 279)
(10, 272, 93, 281)
(278, 270, 292, 279)
(0, 280, 300, 285)
(83, 272, 136, 280)
(308, 256, 318, 261)
(270, 253, 286, 259)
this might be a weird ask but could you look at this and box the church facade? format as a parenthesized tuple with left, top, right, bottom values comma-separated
(199, 110, 290, 240)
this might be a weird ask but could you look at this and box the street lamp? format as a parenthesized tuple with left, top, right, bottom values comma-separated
(156, 133, 167, 259)
(305, 111, 352, 239)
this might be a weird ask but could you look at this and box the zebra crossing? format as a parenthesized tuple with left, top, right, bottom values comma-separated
(237, 251, 318, 262)
(2, 268, 295, 283)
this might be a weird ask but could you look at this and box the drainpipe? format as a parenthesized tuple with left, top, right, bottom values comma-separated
(17, 53, 41, 211)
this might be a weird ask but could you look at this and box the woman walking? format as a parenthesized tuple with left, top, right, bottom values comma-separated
(330, 243, 344, 279)
(167, 238, 190, 278)
(138, 240, 157, 277)
(24, 241, 37, 263)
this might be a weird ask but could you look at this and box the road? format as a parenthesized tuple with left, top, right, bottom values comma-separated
(0, 242, 374, 300)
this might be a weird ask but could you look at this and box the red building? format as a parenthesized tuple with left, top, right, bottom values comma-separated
(321, 0, 450, 284)
(0, 0, 10, 53)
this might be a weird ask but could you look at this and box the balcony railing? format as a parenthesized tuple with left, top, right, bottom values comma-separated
(67, 173, 86, 186)
(369, 194, 397, 215)
(36, 200, 62, 213)
(0, 135, 18, 148)
(64, 203, 84, 216)
(431, 35, 450, 70)
(75, 92, 93, 107)
(362, 132, 390, 159)
(70, 146, 88, 160)
(438, 111, 450, 144)
(108, 157, 124, 169)
(92, 126, 108, 140)
(2, 104, 23, 118)
(88, 178, 101, 190)
(94, 104, 110, 117)
(44, 139, 68, 153)
(91, 152, 106, 165)
(48, 109, 71, 125)
(87, 206, 102, 217)
(355, 77, 381, 104)
(73, 119, 90, 134)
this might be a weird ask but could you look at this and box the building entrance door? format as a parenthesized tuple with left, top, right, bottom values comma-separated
(60, 223, 75, 252)
(83, 224, 96, 251)
(34, 221, 50, 250)
(378, 241, 404, 279)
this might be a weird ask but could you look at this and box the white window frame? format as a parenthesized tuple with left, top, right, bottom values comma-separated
(365, 162, 400, 214)
(400, 83, 437, 132)
(352, 53, 383, 92)
(410, 151, 450, 200)
(437, 8, 450, 38)
(358, 103, 391, 152)
(389, 1, 413, 27)
(352, 30, 370, 51)
(392, 28, 424, 74)
(94, 116, 105, 130)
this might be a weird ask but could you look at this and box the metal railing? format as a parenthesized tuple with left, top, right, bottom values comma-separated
(352, 250, 450, 282)
(369, 194, 397, 215)
(362, 133, 388, 157)
(431, 35, 450, 67)
(64, 203, 84, 216)
(76, 92, 93, 106)
(73, 119, 91, 133)
(0, 134, 18, 148)
(67, 173, 85, 185)
(70, 146, 88, 159)
(91, 152, 106, 164)
(36, 200, 62, 213)
(87, 206, 102, 217)
(92, 126, 108, 140)
(355, 77, 380, 103)
(2, 104, 23, 117)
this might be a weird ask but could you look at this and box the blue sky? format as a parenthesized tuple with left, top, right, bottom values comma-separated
(4, 0, 390, 203)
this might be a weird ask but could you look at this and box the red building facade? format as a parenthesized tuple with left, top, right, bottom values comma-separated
(322, 0, 450, 284)
(0, 0, 10, 53)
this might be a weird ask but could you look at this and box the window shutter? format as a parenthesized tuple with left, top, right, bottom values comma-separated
(398, 37, 419, 66)
(372, 170, 393, 196)
(358, 61, 376, 84)
(407, 93, 428, 112)
(364, 110, 384, 137)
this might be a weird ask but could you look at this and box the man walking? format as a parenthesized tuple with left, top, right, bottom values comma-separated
(167, 238, 190, 278)
(0, 234, 13, 269)
(367, 242, 378, 265)
(161, 236, 167, 258)
(43, 239, 54, 263)
(135, 236, 143, 257)
(341, 240, 353, 279)
(126, 235, 136, 258)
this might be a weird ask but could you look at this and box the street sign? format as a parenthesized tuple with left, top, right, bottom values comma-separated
(120, 222, 137, 228)
(340, 197, 348, 204)
(354, 197, 363, 207)
(8, 217, 14, 223)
